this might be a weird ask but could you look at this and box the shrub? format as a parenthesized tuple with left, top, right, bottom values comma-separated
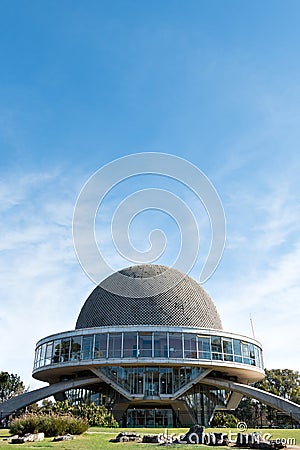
(10, 413, 88, 437)
(40, 400, 119, 428)
(64, 415, 89, 435)
(74, 402, 119, 427)
(10, 414, 40, 435)
(211, 412, 239, 428)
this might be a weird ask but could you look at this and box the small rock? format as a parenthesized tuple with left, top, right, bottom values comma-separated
(10, 433, 44, 444)
(142, 434, 160, 443)
(25, 433, 44, 442)
(52, 434, 74, 442)
(110, 431, 141, 443)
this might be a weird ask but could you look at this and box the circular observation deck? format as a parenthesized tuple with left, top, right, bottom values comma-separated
(33, 326, 264, 384)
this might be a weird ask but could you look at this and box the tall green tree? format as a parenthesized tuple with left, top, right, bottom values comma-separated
(0, 372, 25, 403)
(235, 397, 267, 427)
(236, 369, 300, 427)
(256, 369, 300, 404)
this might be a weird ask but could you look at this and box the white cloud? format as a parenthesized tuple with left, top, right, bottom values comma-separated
(207, 174, 300, 372)
(0, 170, 93, 388)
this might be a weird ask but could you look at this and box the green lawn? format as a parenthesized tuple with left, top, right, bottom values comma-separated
(0, 427, 299, 449)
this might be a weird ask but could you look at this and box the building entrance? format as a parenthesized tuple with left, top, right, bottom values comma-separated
(127, 408, 173, 427)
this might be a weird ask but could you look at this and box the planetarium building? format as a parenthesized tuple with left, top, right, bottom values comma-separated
(31, 264, 265, 427)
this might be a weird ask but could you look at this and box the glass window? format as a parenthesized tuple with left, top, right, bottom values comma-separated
(222, 338, 233, 361)
(81, 335, 93, 360)
(94, 334, 107, 358)
(108, 333, 121, 358)
(169, 332, 183, 358)
(126, 367, 133, 393)
(135, 368, 144, 394)
(36, 346, 41, 367)
(138, 332, 152, 357)
(52, 340, 61, 363)
(254, 346, 262, 368)
(70, 337, 82, 361)
(144, 367, 159, 396)
(222, 338, 233, 354)
(173, 367, 180, 391)
(123, 332, 137, 358)
(179, 367, 189, 388)
(260, 348, 264, 369)
(126, 367, 143, 395)
(61, 338, 70, 362)
(40, 344, 46, 367)
(184, 334, 197, 359)
(211, 336, 223, 360)
(260, 348, 263, 368)
(154, 332, 168, 358)
(197, 336, 211, 359)
(233, 339, 243, 363)
(45, 342, 53, 366)
(127, 367, 137, 394)
(35, 346, 41, 368)
(249, 344, 255, 365)
(160, 368, 173, 395)
(241, 342, 250, 364)
(35, 348, 39, 368)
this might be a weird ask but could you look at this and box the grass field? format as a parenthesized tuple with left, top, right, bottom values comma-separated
(0, 427, 299, 449)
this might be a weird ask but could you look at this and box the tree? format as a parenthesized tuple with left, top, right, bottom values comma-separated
(235, 397, 268, 427)
(256, 369, 300, 404)
(0, 372, 25, 403)
(235, 369, 300, 427)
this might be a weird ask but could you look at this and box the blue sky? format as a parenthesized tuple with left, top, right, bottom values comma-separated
(1, 1, 300, 388)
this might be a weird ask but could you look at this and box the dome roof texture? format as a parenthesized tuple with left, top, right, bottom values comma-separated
(76, 264, 222, 330)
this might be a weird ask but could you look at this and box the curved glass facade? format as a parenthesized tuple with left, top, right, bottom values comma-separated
(33, 329, 263, 371)
(99, 365, 204, 396)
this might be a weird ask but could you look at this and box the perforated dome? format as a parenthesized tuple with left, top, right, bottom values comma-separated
(76, 265, 222, 330)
